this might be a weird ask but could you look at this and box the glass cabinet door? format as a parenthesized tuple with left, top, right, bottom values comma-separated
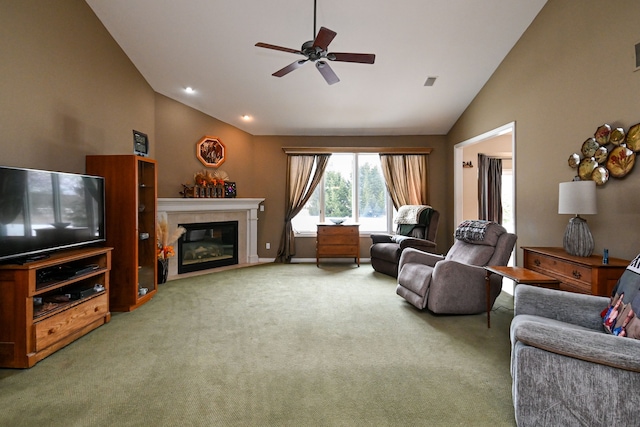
(137, 159, 157, 298)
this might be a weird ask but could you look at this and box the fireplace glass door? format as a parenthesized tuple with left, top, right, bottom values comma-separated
(178, 221, 238, 274)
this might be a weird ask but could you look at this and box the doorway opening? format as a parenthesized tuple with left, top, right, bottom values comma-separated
(454, 122, 516, 293)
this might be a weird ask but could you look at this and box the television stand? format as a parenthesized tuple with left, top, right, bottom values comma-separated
(0, 247, 112, 368)
(14, 253, 51, 265)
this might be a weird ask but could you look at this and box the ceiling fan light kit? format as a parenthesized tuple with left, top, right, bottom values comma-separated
(255, 1, 375, 85)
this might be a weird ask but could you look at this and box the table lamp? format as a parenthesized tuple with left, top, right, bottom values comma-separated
(558, 180, 597, 257)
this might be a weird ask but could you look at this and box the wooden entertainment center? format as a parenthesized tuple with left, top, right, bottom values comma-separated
(0, 247, 112, 368)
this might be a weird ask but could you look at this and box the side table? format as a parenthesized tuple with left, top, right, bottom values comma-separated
(316, 224, 360, 267)
(483, 266, 560, 328)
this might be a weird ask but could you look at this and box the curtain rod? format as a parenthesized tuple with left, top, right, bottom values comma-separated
(479, 153, 512, 160)
(282, 147, 433, 154)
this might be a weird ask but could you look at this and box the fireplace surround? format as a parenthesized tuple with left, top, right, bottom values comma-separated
(157, 198, 264, 279)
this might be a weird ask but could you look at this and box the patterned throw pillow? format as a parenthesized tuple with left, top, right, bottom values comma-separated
(602, 253, 640, 338)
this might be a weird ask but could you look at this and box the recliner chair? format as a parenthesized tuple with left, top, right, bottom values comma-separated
(396, 220, 516, 313)
(370, 207, 439, 278)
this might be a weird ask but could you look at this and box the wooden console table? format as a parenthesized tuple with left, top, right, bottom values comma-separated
(522, 247, 628, 297)
(316, 224, 360, 267)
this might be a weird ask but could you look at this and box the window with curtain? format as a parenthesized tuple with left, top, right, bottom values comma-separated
(379, 154, 430, 208)
(291, 153, 392, 233)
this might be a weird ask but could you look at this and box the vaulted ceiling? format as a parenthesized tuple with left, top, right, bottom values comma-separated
(86, 0, 547, 136)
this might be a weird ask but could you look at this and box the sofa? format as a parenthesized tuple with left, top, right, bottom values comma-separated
(511, 264, 640, 426)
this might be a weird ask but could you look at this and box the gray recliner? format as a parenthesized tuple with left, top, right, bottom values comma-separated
(510, 264, 640, 426)
(396, 221, 516, 313)
(370, 207, 439, 278)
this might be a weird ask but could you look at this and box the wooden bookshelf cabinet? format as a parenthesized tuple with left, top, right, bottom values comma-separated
(86, 155, 158, 312)
(316, 224, 360, 266)
(0, 247, 112, 368)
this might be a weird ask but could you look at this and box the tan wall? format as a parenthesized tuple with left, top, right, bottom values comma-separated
(153, 94, 256, 199)
(153, 108, 449, 258)
(448, 0, 640, 261)
(250, 135, 450, 259)
(0, 0, 155, 173)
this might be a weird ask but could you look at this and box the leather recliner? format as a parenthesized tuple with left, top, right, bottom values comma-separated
(370, 207, 439, 278)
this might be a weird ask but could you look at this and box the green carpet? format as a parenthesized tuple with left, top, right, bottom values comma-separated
(0, 263, 516, 426)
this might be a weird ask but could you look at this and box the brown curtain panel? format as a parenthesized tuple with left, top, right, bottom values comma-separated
(478, 153, 503, 223)
(275, 154, 330, 263)
(379, 154, 430, 209)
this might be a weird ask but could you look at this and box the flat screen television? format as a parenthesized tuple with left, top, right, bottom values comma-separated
(0, 166, 106, 263)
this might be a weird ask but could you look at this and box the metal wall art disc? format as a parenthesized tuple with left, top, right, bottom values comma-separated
(606, 145, 636, 178)
(568, 153, 581, 168)
(609, 127, 626, 146)
(592, 166, 609, 186)
(594, 146, 608, 164)
(581, 138, 599, 157)
(578, 157, 597, 180)
(595, 124, 611, 145)
(626, 123, 640, 152)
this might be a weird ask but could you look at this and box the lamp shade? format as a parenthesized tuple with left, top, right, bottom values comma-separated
(558, 180, 597, 215)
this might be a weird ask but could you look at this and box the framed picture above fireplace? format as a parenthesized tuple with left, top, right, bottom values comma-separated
(196, 136, 226, 167)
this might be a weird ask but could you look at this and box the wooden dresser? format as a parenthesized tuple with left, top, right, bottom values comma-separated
(522, 247, 628, 296)
(316, 224, 360, 266)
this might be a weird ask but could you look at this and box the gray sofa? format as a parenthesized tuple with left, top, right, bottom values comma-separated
(511, 284, 640, 426)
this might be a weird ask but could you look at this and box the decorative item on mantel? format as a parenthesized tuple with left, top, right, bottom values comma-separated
(156, 213, 186, 284)
(567, 122, 639, 186)
(180, 169, 236, 198)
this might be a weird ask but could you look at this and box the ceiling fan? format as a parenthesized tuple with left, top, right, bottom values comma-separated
(254, 0, 375, 85)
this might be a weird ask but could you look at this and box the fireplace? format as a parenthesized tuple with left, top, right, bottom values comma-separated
(157, 198, 264, 280)
(178, 221, 239, 274)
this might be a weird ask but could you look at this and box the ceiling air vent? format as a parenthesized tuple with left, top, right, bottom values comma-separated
(424, 76, 437, 87)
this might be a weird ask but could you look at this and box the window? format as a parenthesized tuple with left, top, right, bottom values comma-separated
(291, 153, 392, 233)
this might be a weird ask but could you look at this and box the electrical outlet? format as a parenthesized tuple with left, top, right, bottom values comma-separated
(266, 242, 270, 249)
(260, 204, 264, 211)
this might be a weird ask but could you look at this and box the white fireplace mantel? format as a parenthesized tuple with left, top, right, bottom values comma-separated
(158, 198, 265, 213)
(157, 198, 264, 276)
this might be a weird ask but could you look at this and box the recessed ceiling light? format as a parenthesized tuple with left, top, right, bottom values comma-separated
(185, 87, 195, 94)
(242, 115, 252, 121)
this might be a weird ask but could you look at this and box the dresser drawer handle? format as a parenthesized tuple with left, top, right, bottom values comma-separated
(534, 259, 540, 267)
(573, 270, 581, 279)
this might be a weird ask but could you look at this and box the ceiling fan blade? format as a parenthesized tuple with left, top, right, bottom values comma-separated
(313, 27, 337, 51)
(255, 42, 302, 55)
(273, 60, 308, 77)
(328, 52, 376, 64)
(316, 61, 340, 85)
